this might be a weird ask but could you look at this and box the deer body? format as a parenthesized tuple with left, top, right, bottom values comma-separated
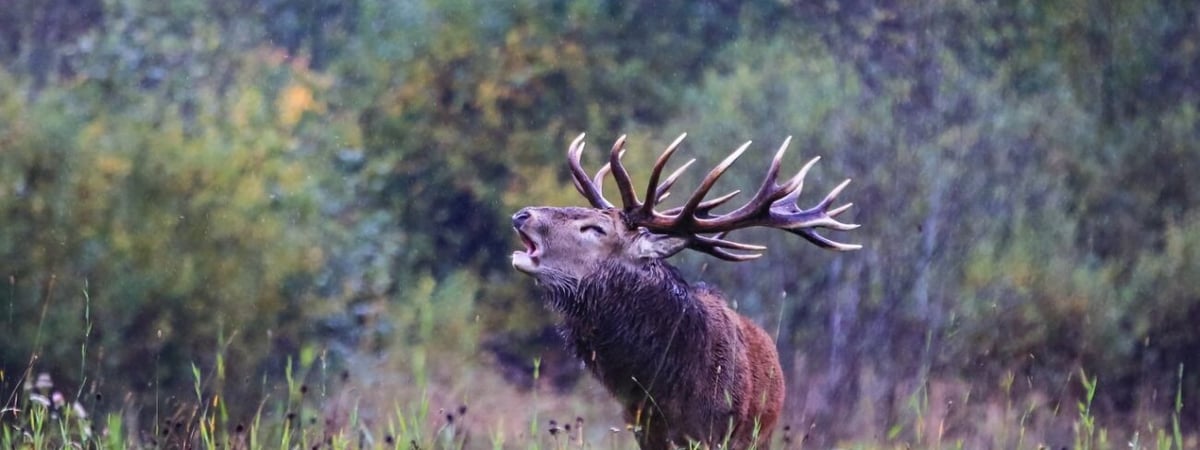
(516, 207, 783, 448)
(560, 262, 783, 449)
(512, 134, 859, 450)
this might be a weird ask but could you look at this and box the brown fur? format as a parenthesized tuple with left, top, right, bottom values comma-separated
(512, 206, 784, 449)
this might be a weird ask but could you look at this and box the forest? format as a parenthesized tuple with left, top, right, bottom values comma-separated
(1, 0, 1198, 448)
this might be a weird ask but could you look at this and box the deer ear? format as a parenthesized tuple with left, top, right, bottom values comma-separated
(631, 229, 688, 259)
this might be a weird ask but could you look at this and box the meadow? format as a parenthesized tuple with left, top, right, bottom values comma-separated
(1, 281, 1192, 449)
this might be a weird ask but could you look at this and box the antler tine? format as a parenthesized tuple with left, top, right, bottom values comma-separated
(690, 234, 765, 261)
(792, 228, 863, 251)
(695, 190, 742, 217)
(772, 177, 860, 232)
(818, 178, 852, 210)
(705, 248, 764, 262)
(694, 234, 767, 251)
(827, 202, 854, 218)
(567, 133, 614, 209)
(711, 136, 797, 222)
(778, 179, 860, 230)
(607, 135, 642, 211)
(776, 155, 820, 207)
(663, 190, 741, 217)
(592, 150, 623, 194)
(755, 136, 791, 202)
(593, 163, 610, 189)
(654, 158, 696, 205)
(677, 140, 752, 224)
(640, 133, 688, 216)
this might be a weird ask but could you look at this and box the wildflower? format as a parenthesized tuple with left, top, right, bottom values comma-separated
(35, 373, 53, 391)
(72, 401, 89, 419)
(29, 393, 51, 407)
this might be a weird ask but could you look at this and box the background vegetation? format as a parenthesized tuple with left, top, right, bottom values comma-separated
(2, 0, 1197, 447)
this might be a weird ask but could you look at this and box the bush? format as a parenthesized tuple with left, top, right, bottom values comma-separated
(0, 65, 337, 419)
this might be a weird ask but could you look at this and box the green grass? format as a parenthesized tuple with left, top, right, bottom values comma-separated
(4, 355, 1193, 449)
(1, 283, 1194, 449)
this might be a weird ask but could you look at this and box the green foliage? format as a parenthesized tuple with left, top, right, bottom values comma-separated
(346, 0, 748, 276)
(1, 0, 1199, 444)
(330, 0, 761, 337)
(0, 56, 335, 416)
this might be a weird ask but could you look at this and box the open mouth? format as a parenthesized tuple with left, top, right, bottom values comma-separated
(512, 228, 541, 270)
(518, 230, 538, 255)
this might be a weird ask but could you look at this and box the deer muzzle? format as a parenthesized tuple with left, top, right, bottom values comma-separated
(511, 208, 541, 273)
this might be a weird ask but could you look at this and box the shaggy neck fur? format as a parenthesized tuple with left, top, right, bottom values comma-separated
(541, 260, 746, 421)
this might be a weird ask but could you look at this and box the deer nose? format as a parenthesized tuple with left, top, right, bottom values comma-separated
(512, 209, 532, 229)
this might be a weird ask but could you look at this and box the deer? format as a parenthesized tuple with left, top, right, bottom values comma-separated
(511, 133, 860, 450)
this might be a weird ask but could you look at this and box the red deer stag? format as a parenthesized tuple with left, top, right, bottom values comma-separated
(511, 133, 860, 450)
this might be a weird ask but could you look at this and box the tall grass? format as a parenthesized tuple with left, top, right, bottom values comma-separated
(1, 281, 1194, 449)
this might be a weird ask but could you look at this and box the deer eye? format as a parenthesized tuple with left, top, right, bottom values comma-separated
(580, 225, 607, 236)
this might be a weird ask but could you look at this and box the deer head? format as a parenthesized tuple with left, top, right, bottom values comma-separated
(512, 133, 860, 282)
(511, 206, 688, 282)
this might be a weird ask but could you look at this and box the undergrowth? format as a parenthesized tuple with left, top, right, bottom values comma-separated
(1, 284, 1193, 449)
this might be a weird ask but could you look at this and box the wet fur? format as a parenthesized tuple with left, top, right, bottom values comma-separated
(542, 260, 784, 449)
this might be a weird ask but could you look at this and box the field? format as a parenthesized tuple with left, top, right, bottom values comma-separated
(2, 288, 1191, 449)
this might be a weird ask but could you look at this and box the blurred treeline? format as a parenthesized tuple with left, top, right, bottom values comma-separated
(2, 0, 1198, 436)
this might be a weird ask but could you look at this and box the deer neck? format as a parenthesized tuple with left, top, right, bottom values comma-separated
(547, 260, 688, 319)
(543, 261, 720, 396)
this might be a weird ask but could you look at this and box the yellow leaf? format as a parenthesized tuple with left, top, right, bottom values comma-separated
(96, 155, 132, 178)
(278, 83, 317, 127)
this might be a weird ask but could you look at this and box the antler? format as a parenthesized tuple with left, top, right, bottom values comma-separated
(566, 132, 861, 261)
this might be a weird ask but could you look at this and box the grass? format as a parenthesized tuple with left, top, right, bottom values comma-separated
(1, 282, 1195, 449)
(4, 352, 1194, 449)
